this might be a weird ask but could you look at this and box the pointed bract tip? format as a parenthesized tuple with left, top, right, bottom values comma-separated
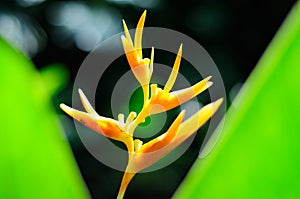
(142, 10, 147, 16)
(207, 98, 223, 113)
(206, 81, 213, 88)
(179, 43, 183, 53)
(179, 109, 186, 119)
(175, 109, 186, 124)
(151, 47, 154, 58)
(78, 88, 83, 95)
(204, 76, 212, 81)
(60, 103, 71, 113)
(214, 98, 224, 107)
(78, 88, 86, 99)
(122, 20, 129, 32)
(178, 46, 182, 57)
(136, 10, 146, 31)
(60, 103, 67, 109)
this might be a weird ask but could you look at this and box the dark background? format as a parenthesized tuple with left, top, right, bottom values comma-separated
(0, 0, 296, 198)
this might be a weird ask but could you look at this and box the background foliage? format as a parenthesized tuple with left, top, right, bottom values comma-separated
(0, 38, 89, 198)
(175, 1, 300, 198)
(0, 0, 298, 198)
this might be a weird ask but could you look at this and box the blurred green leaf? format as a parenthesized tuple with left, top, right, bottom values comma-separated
(40, 64, 69, 96)
(174, 1, 300, 198)
(0, 38, 89, 199)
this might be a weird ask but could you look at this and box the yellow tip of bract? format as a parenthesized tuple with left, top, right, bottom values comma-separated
(164, 44, 183, 93)
(60, 103, 99, 132)
(177, 98, 223, 140)
(213, 98, 224, 108)
(143, 10, 147, 16)
(60, 103, 68, 113)
(78, 89, 98, 115)
(122, 20, 132, 43)
(150, 47, 154, 75)
(137, 10, 146, 29)
(134, 9, 146, 58)
(60, 103, 78, 118)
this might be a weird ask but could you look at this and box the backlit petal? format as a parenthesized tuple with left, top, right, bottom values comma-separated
(134, 10, 146, 58)
(150, 76, 213, 115)
(174, 98, 223, 142)
(139, 110, 185, 153)
(78, 89, 98, 115)
(60, 104, 129, 142)
(164, 44, 182, 92)
(122, 19, 133, 47)
(128, 98, 223, 173)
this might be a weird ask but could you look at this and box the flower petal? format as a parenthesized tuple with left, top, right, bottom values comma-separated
(60, 104, 129, 142)
(139, 110, 185, 153)
(128, 98, 223, 173)
(175, 98, 223, 142)
(171, 76, 212, 105)
(149, 47, 154, 76)
(60, 103, 98, 129)
(121, 35, 138, 67)
(78, 89, 98, 116)
(122, 19, 133, 47)
(134, 10, 146, 58)
(150, 76, 213, 115)
(164, 44, 183, 92)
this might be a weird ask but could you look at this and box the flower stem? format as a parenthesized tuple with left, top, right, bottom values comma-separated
(142, 84, 149, 105)
(129, 103, 150, 133)
(117, 171, 136, 199)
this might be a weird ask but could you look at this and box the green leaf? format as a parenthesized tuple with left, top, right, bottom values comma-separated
(0, 38, 89, 199)
(40, 64, 69, 96)
(174, 1, 300, 198)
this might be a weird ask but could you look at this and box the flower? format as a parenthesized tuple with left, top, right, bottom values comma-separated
(121, 10, 153, 104)
(60, 10, 223, 199)
(60, 89, 134, 150)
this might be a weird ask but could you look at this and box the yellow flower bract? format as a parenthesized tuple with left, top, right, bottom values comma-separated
(60, 10, 223, 199)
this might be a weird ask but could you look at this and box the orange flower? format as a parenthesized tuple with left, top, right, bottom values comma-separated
(121, 10, 153, 104)
(60, 10, 223, 199)
(60, 89, 134, 151)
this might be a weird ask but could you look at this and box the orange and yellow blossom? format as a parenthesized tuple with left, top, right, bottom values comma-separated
(60, 10, 223, 199)
(121, 11, 153, 104)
